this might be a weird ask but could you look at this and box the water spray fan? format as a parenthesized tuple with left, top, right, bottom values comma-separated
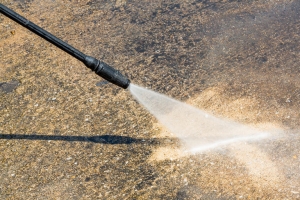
(0, 4, 130, 89)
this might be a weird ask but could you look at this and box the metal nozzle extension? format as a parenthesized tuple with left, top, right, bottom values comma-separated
(84, 56, 130, 89)
(0, 3, 130, 89)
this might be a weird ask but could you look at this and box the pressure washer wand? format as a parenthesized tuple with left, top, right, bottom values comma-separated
(0, 3, 130, 89)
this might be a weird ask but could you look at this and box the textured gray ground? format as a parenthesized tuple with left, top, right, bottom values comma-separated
(1, 0, 300, 199)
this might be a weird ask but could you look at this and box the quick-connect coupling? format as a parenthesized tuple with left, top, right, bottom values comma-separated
(84, 56, 130, 89)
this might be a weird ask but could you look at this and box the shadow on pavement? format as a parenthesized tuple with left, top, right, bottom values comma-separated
(0, 134, 177, 145)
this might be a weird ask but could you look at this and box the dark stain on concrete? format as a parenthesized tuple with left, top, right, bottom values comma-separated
(0, 80, 19, 94)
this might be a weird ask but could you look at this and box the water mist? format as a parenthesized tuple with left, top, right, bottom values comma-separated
(129, 84, 270, 153)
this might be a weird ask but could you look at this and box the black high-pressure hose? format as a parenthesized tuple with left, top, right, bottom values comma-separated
(0, 3, 130, 89)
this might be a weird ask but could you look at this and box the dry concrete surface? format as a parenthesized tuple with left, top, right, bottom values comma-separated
(1, 0, 300, 199)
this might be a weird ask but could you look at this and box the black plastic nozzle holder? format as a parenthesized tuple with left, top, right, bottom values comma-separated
(0, 3, 130, 89)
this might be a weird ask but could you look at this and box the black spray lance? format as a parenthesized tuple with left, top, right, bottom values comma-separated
(0, 3, 130, 89)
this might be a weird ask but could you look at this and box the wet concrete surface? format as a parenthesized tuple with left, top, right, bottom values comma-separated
(1, 0, 300, 199)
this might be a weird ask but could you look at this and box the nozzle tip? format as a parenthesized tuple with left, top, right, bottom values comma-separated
(124, 79, 131, 89)
(84, 56, 130, 89)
